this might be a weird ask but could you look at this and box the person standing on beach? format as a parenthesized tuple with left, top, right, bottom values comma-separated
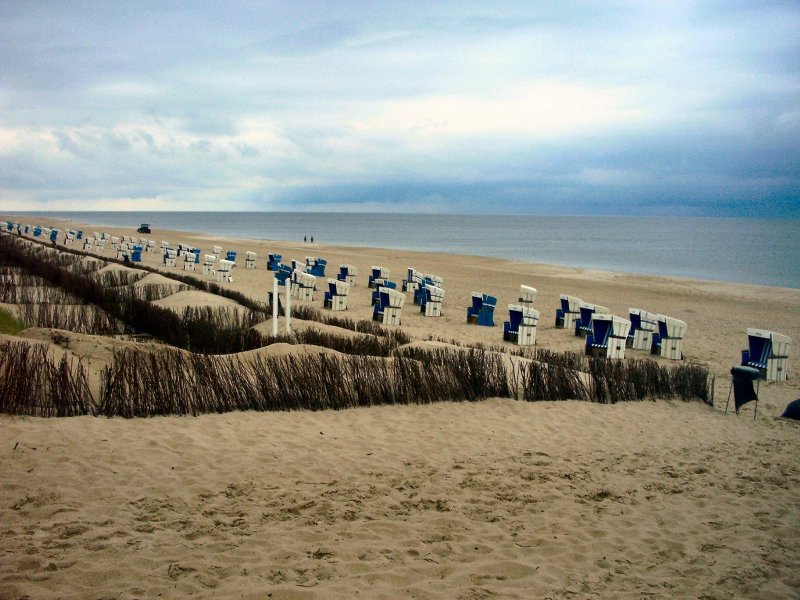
(304, 236, 307, 243)
(311, 236, 314, 243)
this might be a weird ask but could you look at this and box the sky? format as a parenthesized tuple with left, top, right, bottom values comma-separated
(1, 1, 799, 216)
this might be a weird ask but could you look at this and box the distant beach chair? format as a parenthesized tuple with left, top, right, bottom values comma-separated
(64, 230, 76, 245)
(82, 236, 94, 251)
(165, 248, 178, 267)
(627, 308, 660, 350)
(146, 240, 156, 253)
(246, 251, 257, 269)
(182, 250, 196, 271)
(33, 226, 42, 237)
(337, 264, 357, 286)
(267, 253, 282, 271)
(741, 328, 791, 381)
(225, 250, 237, 263)
(518, 285, 537, 308)
(373, 287, 405, 325)
(586, 314, 631, 359)
(217, 259, 234, 283)
(403, 267, 421, 293)
(305, 257, 327, 277)
(575, 302, 610, 338)
(203, 254, 217, 276)
(467, 293, 497, 327)
(650, 315, 687, 360)
(726, 365, 761, 420)
(213, 245, 222, 259)
(131, 244, 143, 263)
(420, 284, 445, 317)
(369, 266, 389, 288)
(555, 294, 582, 329)
(324, 278, 350, 311)
(49, 228, 59, 244)
(503, 304, 540, 345)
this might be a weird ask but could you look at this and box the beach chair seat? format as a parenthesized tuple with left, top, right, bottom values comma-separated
(467, 292, 496, 327)
(650, 315, 687, 360)
(504, 304, 540, 345)
(586, 314, 631, 359)
(575, 302, 610, 338)
(337, 264, 357, 286)
(741, 329, 791, 381)
(246, 251, 257, 269)
(555, 294, 582, 329)
(420, 284, 445, 317)
(217, 259, 234, 283)
(267, 253, 283, 271)
(627, 308, 659, 350)
(324, 278, 350, 311)
(373, 287, 405, 325)
(369, 266, 389, 288)
(203, 254, 217, 276)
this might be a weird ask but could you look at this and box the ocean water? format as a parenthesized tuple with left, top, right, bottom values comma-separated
(12, 212, 800, 289)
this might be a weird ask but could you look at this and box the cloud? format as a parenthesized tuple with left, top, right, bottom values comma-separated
(0, 1, 798, 215)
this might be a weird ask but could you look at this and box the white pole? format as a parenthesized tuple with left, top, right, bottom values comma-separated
(285, 278, 292, 333)
(272, 276, 279, 336)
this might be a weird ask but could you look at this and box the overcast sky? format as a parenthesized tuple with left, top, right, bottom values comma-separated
(2, 1, 798, 215)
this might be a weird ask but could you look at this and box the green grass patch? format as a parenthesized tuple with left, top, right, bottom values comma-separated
(0, 307, 26, 335)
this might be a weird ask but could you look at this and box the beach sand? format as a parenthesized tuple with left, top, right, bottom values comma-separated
(1, 216, 799, 598)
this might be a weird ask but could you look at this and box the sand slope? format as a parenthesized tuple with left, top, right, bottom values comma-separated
(2, 400, 798, 599)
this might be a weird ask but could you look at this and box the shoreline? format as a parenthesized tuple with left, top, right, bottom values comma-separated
(5, 212, 797, 289)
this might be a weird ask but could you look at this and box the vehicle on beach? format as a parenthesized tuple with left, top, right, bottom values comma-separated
(137, 224, 151, 234)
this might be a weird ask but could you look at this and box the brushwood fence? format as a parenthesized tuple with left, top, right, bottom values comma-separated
(0, 341, 93, 416)
(97, 346, 510, 417)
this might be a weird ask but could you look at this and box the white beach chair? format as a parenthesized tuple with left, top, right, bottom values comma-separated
(421, 284, 445, 317)
(627, 308, 660, 351)
(652, 315, 687, 360)
(217, 259, 234, 283)
(741, 329, 791, 381)
(518, 285, 537, 308)
(203, 254, 217, 276)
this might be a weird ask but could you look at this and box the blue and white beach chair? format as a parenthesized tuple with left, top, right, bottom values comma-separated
(467, 293, 497, 327)
(627, 308, 660, 350)
(555, 294, 582, 329)
(373, 287, 405, 325)
(267, 253, 283, 271)
(650, 315, 687, 360)
(575, 302, 610, 338)
(305, 257, 327, 277)
(217, 259, 235, 283)
(369, 266, 390, 288)
(586, 314, 631, 359)
(420, 284, 445, 317)
(324, 278, 350, 311)
(338, 264, 357, 286)
(503, 305, 540, 346)
(741, 329, 791, 381)
(371, 279, 397, 305)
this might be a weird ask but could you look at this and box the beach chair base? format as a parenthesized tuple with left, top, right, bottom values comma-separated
(628, 329, 654, 351)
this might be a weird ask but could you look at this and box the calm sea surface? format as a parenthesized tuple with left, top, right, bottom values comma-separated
(12, 212, 800, 289)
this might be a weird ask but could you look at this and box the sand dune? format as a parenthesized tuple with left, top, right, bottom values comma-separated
(1, 216, 798, 599)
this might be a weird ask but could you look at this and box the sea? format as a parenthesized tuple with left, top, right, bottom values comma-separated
(10, 212, 800, 289)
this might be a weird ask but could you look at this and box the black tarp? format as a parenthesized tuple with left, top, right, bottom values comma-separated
(781, 399, 800, 420)
(731, 366, 760, 412)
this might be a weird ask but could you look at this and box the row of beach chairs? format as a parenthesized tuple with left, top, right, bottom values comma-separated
(3, 221, 791, 379)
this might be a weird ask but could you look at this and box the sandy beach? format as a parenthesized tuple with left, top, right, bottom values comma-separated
(1, 216, 799, 599)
